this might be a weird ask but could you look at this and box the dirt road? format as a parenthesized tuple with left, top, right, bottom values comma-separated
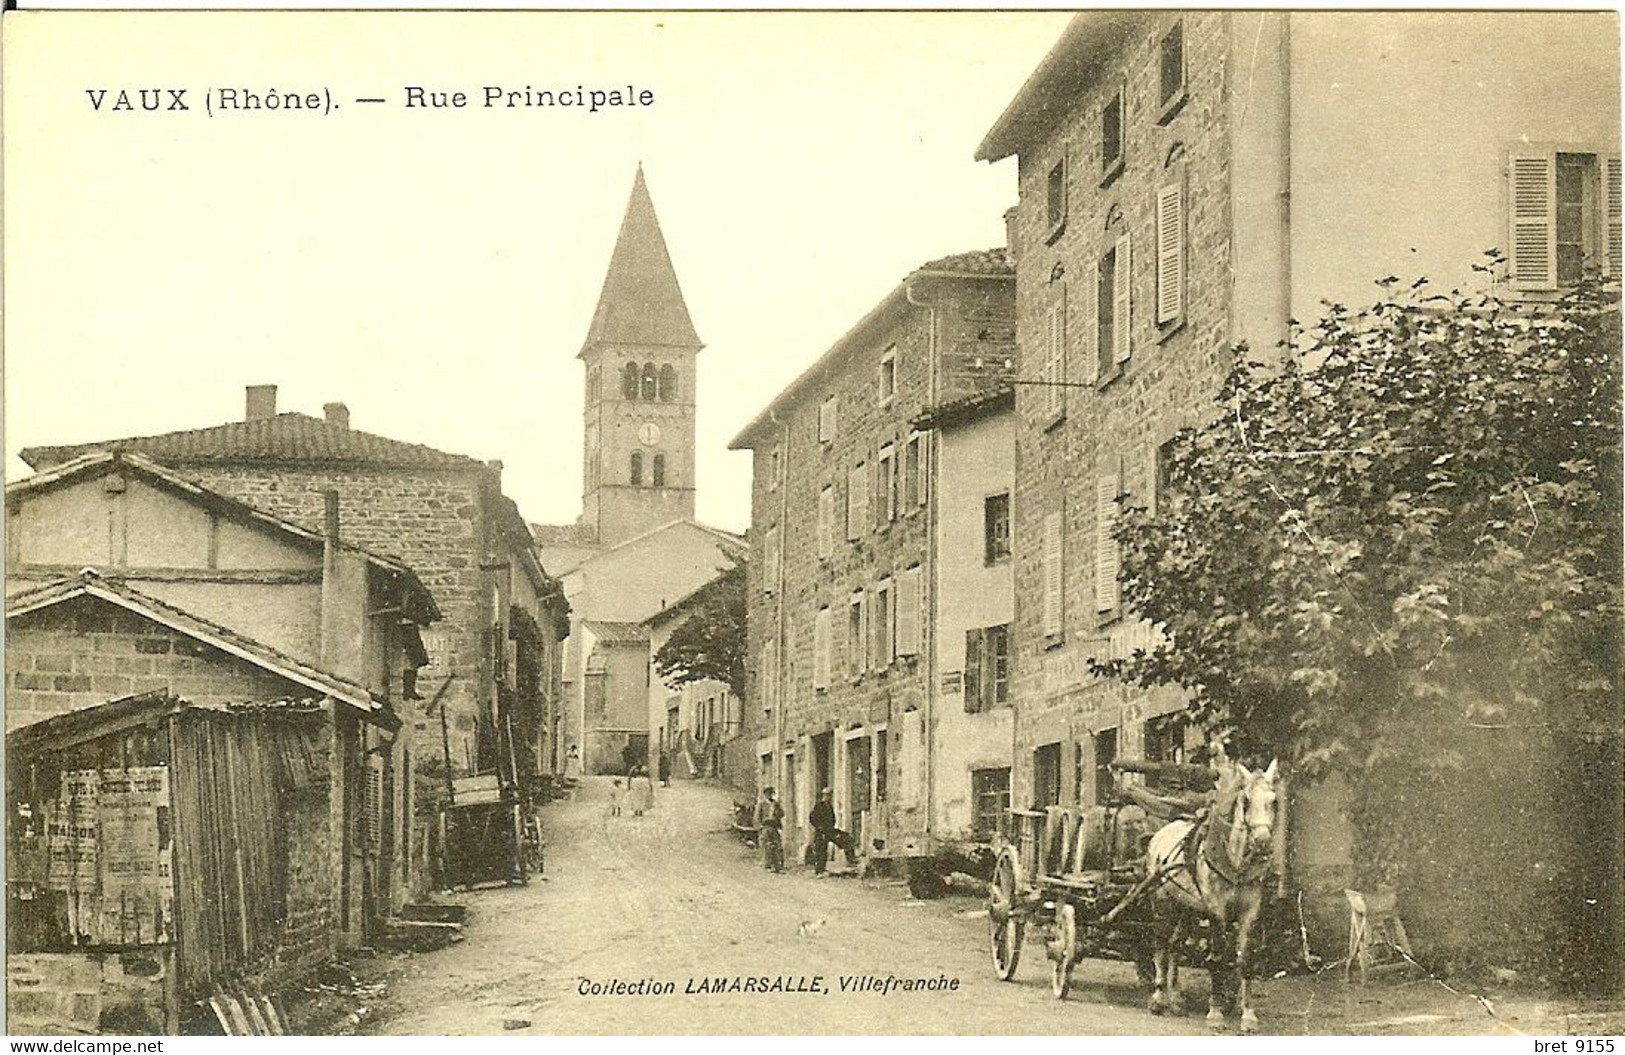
(368, 777, 1214, 1035)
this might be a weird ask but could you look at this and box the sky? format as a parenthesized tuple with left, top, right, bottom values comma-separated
(2, 10, 1073, 533)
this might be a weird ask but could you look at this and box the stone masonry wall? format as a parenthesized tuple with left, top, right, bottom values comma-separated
(749, 274, 1016, 852)
(6, 596, 314, 731)
(1010, 11, 1235, 808)
(182, 465, 491, 774)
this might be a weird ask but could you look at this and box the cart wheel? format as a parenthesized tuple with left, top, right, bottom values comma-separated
(988, 848, 1025, 981)
(1050, 903, 1077, 999)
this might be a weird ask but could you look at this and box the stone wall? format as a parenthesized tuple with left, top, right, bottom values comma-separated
(5, 596, 311, 731)
(1009, 10, 1235, 807)
(182, 465, 492, 773)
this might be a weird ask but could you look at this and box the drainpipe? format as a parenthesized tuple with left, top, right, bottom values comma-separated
(772, 412, 789, 805)
(904, 278, 939, 848)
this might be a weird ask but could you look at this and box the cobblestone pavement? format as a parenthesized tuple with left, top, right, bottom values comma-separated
(368, 777, 1213, 1036)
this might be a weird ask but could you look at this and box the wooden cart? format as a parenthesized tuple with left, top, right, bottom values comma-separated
(986, 759, 1216, 999)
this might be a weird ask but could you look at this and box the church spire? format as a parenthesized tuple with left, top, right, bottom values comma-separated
(578, 167, 703, 359)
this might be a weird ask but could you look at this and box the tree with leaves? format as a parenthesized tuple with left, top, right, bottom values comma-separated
(1095, 266, 1621, 987)
(653, 557, 747, 698)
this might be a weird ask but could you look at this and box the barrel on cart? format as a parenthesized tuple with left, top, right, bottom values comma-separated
(986, 759, 1215, 999)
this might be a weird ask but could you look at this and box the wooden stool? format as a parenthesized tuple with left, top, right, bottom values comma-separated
(1344, 887, 1413, 984)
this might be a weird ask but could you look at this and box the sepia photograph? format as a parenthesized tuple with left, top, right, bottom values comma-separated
(2, 7, 1622, 1039)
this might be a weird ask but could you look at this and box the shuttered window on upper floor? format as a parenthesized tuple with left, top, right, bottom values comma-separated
(1095, 465, 1122, 617)
(1042, 508, 1064, 639)
(1509, 149, 1623, 290)
(1042, 293, 1067, 423)
(1155, 182, 1185, 327)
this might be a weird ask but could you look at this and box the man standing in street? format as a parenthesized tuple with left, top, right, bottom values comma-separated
(808, 787, 857, 876)
(755, 786, 785, 873)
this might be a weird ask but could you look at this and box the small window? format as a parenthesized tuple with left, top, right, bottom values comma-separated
(768, 447, 781, 491)
(972, 768, 1011, 839)
(873, 578, 893, 671)
(629, 451, 643, 486)
(903, 433, 925, 510)
(847, 592, 865, 680)
(878, 348, 897, 405)
(641, 363, 659, 402)
(658, 364, 677, 402)
(965, 624, 1011, 713)
(1158, 20, 1186, 121)
(1097, 244, 1118, 380)
(621, 362, 640, 400)
(653, 452, 667, 487)
(984, 492, 1011, 564)
(819, 395, 839, 444)
(1101, 87, 1125, 183)
(1046, 156, 1068, 240)
(878, 444, 896, 524)
(1033, 742, 1063, 809)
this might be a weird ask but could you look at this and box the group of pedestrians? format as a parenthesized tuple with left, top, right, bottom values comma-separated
(753, 786, 858, 876)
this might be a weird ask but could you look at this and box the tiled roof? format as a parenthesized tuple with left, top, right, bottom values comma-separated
(916, 247, 1014, 277)
(7, 452, 442, 624)
(913, 385, 1016, 432)
(582, 620, 651, 644)
(530, 521, 598, 548)
(20, 413, 484, 472)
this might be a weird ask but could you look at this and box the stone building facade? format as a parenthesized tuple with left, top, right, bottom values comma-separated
(732, 251, 1016, 862)
(978, 10, 1620, 942)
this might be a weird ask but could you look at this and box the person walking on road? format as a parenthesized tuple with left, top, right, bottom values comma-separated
(755, 787, 785, 873)
(808, 787, 857, 876)
(630, 765, 655, 817)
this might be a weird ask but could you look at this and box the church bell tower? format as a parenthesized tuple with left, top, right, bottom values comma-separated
(578, 167, 703, 549)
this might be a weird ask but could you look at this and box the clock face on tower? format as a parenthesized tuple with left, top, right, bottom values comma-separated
(638, 422, 662, 447)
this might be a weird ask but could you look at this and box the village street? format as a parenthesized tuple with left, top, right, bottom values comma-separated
(366, 778, 1210, 1036)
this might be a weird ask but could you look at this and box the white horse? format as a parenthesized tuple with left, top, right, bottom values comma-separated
(1144, 757, 1280, 1033)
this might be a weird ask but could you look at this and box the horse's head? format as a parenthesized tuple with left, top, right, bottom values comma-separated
(1235, 759, 1280, 854)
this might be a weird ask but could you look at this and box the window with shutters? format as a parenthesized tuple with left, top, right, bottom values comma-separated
(873, 578, 893, 672)
(847, 591, 865, 680)
(1042, 295, 1067, 426)
(1509, 149, 1622, 290)
(903, 432, 924, 511)
(847, 463, 869, 541)
(878, 444, 897, 524)
(972, 767, 1011, 838)
(1155, 182, 1186, 330)
(817, 484, 835, 560)
(814, 607, 832, 690)
(1095, 469, 1122, 619)
(966, 624, 1012, 712)
(762, 525, 778, 595)
(819, 395, 839, 444)
(1158, 19, 1186, 123)
(984, 491, 1011, 564)
(1042, 509, 1064, 641)
(1101, 85, 1125, 186)
(1046, 154, 1068, 242)
(1096, 237, 1132, 383)
(896, 565, 922, 656)
(878, 347, 897, 406)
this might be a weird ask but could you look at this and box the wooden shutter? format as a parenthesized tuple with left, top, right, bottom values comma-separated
(1113, 233, 1133, 363)
(1045, 296, 1066, 418)
(818, 486, 834, 559)
(1508, 153, 1557, 289)
(964, 628, 984, 713)
(1155, 183, 1185, 323)
(1085, 268, 1098, 386)
(814, 609, 830, 689)
(1042, 510, 1064, 636)
(1607, 155, 1623, 277)
(360, 755, 385, 850)
(897, 567, 921, 656)
(1095, 468, 1121, 614)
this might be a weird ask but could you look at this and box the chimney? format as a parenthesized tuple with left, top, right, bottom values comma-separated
(1003, 205, 1020, 262)
(324, 402, 350, 429)
(245, 384, 278, 421)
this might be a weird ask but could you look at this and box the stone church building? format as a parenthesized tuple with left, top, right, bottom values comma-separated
(532, 167, 743, 777)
